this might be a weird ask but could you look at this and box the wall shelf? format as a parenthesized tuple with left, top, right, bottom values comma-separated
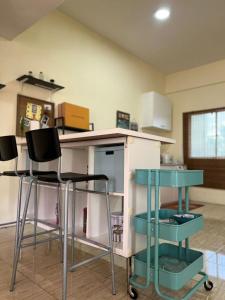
(17, 75, 64, 91)
(0, 84, 6, 90)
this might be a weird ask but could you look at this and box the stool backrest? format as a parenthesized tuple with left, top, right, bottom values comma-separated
(0, 135, 18, 161)
(26, 128, 61, 162)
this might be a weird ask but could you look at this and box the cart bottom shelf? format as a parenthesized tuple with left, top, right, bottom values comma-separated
(134, 243, 203, 291)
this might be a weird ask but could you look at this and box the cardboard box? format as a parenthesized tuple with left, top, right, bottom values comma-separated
(58, 102, 89, 130)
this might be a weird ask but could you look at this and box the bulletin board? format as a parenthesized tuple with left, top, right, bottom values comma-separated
(16, 94, 55, 137)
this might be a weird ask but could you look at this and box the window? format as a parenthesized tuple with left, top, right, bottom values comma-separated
(183, 107, 225, 189)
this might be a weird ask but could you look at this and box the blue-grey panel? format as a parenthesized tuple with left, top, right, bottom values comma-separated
(94, 145, 124, 193)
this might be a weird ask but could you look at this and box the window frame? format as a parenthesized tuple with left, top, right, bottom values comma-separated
(183, 107, 225, 189)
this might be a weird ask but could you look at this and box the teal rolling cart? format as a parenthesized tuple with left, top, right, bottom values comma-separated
(129, 169, 213, 300)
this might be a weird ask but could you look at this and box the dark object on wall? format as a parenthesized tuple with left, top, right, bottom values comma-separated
(116, 110, 130, 129)
(17, 75, 64, 92)
(16, 94, 55, 137)
(0, 84, 6, 90)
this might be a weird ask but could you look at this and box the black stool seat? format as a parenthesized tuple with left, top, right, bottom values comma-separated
(37, 172, 108, 183)
(3, 170, 57, 177)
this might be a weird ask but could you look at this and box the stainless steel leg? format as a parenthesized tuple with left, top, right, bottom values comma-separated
(57, 183, 63, 263)
(105, 180, 116, 295)
(63, 181, 71, 300)
(10, 179, 34, 292)
(14, 176, 24, 260)
(33, 180, 38, 249)
(71, 183, 76, 264)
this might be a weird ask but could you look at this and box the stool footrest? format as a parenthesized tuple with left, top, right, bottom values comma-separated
(75, 235, 110, 251)
(69, 250, 111, 271)
(21, 235, 59, 248)
(31, 218, 59, 229)
(75, 187, 108, 195)
(22, 228, 58, 240)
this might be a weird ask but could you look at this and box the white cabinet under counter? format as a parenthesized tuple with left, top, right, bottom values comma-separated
(17, 128, 175, 258)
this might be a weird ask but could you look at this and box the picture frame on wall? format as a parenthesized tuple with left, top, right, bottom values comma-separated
(16, 94, 55, 137)
(116, 110, 130, 129)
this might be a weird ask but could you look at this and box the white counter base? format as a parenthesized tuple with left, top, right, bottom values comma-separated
(17, 128, 175, 258)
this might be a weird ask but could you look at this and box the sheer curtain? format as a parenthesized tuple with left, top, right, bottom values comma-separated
(217, 111, 225, 157)
(190, 111, 225, 158)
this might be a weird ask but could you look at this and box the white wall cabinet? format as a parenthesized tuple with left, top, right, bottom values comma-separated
(140, 91, 172, 131)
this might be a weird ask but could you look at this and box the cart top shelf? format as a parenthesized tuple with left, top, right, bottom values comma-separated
(135, 169, 203, 187)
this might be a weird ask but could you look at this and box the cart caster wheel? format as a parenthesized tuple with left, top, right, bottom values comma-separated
(128, 286, 138, 299)
(204, 281, 213, 291)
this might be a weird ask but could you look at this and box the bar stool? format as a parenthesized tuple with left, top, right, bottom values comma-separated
(0, 135, 26, 253)
(11, 128, 116, 300)
(4, 135, 62, 292)
(0, 135, 60, 255)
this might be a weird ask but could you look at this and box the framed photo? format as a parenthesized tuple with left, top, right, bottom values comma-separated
(16, 94, 55, 137)
(116, 110, 130, 129)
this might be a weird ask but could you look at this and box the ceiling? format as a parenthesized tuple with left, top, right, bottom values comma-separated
(59, 0, 225, 74)
(0, 0, 64, 40)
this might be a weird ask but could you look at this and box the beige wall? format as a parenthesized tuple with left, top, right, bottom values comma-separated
(165, 59, 225, 205)
(0, 11, 165, 223)
(0, 11, 165, 132)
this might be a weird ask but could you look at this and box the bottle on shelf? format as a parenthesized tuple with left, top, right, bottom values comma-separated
(39, 72, 44, 80)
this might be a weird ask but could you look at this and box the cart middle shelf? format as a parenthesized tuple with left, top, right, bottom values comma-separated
(134, 209, 203, 241)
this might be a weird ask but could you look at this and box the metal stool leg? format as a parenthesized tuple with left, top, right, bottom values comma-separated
(71, 183, 76, 264)
(57, 183, 63, 263)
(63, 180, 71, 300)
(105, 180, 116, 295)
(33, 180, 38, 249)
(14, 176, 24, 260)
(10, 179, 34, 292)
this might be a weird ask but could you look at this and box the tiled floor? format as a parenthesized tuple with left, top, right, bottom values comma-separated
(0, 203, 225, 299)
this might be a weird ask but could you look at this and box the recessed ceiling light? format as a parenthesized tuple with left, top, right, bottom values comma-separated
(154, 8, 170, 21)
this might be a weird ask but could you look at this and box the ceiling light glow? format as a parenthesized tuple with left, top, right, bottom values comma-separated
(154, 8, 170, 21)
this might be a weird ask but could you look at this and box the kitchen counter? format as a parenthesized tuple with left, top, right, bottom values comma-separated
(17, 128, 175, 145)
